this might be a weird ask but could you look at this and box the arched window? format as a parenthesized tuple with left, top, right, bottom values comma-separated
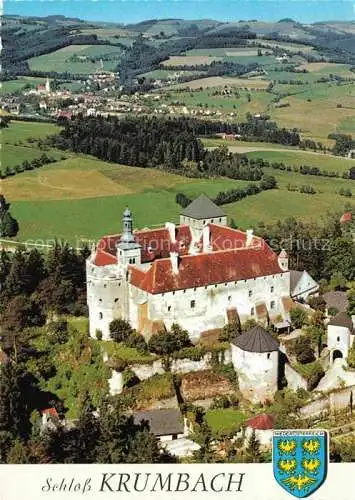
(337, 336, 340, 342)
(99, 312, 103, 320)
(267, 353, 271, 359)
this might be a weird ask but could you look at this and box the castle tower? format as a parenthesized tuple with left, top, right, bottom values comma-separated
(327, 312, 354, 364)
(116, 207, 141, 267)
(278, 249, 289, 271)
(231, 326, 279, 403)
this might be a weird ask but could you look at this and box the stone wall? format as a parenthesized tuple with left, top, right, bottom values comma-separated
(131, 349, 231, 381)
(330, 385, 355, 412)
(300, 384, 355, 418)
(285, 363, 308, 391)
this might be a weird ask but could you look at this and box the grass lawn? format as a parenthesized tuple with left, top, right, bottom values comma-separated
(270, 82, 355, 143)
(206, 408, 248, 436)
(224, 189, 353, 228)
(1, 77, 51, 94)
(101, 341, 156, 364)
(246, 150, 355, 174)
(1, 121, 62, 170)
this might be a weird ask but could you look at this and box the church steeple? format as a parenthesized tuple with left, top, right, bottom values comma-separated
(117, 207, 141, 268)
(121, 207, 135, 243)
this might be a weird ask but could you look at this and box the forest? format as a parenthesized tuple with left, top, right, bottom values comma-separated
(48, 115, 300, 180)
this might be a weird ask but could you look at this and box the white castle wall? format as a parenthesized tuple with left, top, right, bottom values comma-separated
(327, 324, 352, 363)
(133, 272, 290, 341)
(285, 363, 308, 391)
(231, 344, 279, 403)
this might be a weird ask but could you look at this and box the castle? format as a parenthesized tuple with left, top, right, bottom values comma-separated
(86, 195, 316, 342)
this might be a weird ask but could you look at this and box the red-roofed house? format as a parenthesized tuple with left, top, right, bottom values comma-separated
(243, 414, 274, 449)
(86, 196, 297, 340)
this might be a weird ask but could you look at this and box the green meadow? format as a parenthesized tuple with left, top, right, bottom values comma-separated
(28, 44, 123, 74)
(3, 120, 354, 245)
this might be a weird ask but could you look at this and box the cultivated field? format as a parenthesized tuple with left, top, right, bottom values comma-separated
(28, 44, 123, 73)
(3, 121, 354, 245)
(168, 76, 270, 90)
(162, 55, 222, 67)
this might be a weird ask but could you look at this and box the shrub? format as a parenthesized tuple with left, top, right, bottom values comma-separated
(290, 307, 307, 329)
(109, 319, 133, 343)
(95, 329, 103, 341)
(210, 395, 231, 409)
(47, 320, 69, 344)
(125, 332, 148, 353)
(294, 336, 316, 364)
(219, 320, 241, 341)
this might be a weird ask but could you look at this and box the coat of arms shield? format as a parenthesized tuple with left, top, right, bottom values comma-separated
(273, 430, 328, 498)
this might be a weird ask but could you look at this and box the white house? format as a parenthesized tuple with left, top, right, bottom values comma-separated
(86, 196, 316, 342)
(290, 270, 319, 301)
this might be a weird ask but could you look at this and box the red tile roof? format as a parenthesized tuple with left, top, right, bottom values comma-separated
(41, 408, 59, 418)
(93, 249, 117, 266)
(97, 225, 192, 263)
(247, 414, 274, 430)
(94, 223, 283, 294)
(340, 212, 352, 224)
(129, 243, 283, 294)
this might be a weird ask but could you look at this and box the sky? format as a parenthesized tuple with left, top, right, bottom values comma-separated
(3, 0, 355, 24)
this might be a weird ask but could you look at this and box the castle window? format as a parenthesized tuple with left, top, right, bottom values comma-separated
(104, 284, 107, 288)
(219, 218, 222, 222)
(211, 219, 214, 223)
(99, 312, 103, 320)
(114, 298, 119, 303)
(215, 284, 218, 288)
(183, 289, 186, 293)
(194, 287, 196, 292)
(228, 295, 232, 302)
(270, 286, 274, 293)
(248, 290, 252, 297)
(132, 257, 136, 264)
(205, 286, 207, 290)
(251, 307, 255, 316)
(270, 300, 275, 309)
(99, 299, 102, 303)
(173, 291, 175, 295)
(168, 306, 171, 312)
(190, 300, 196, 309)
(225, 283, 228, 286)
(267, 353, 271, 359)
(337, 336, 340, 342)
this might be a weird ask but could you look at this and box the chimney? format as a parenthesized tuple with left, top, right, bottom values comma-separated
(202, 225, 211, 253)
(170, 251, 179, 274)
(246, 229, 254, 247)
(278, 249, 289, 271)
(165, 222, 176, 243)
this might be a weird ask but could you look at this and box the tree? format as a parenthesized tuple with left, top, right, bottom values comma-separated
(109, 319, 133, 343)
(148, 324, 190, 355)
(219, 321, 241, 341)
(347, 343, 355, 369)
(0, 195, 19, 238)
(294, 336, 315, 364)
(6, 439, 30, 464)
(192, 421, 215, 463)
(290, 307, 307, 329)
(307, 296, 326, 312)
(246, 428, 261, 463)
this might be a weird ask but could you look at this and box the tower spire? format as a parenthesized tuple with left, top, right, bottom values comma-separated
(120, 207, 135, 243)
